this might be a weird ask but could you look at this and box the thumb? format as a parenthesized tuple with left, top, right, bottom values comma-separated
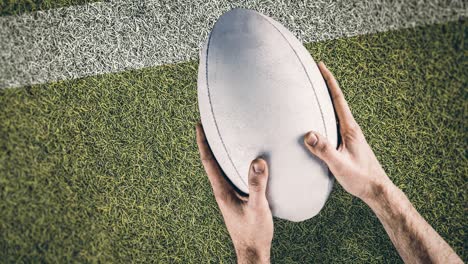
(304, 131, 342, 170)
(248, 158, 269, 207)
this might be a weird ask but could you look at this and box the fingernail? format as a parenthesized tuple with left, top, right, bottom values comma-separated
(306, 132, 318, 146)
(253, 161, 265, 174)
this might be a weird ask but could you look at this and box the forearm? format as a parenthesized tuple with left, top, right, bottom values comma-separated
(364, 179, 462, 264)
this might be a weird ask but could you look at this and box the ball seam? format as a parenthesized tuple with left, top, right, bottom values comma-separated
(205, 28, 248, 190)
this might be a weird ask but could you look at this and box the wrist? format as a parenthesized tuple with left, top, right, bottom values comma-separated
(364, 177, 410, 221)
(235, 245, 270, 264)
(362, 175, 396, 207)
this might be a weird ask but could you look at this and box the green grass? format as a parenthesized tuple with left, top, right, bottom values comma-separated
(0, 20, 466, 262)
(0, 0, 98, 16)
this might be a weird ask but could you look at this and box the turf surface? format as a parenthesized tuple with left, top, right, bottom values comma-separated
(0, 20, 466, 262)
(0, 0, 97, 16)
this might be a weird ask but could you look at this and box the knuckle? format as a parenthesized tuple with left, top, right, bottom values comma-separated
(332, 92, 343, 102)
(349, 122, 362, 132)
(214, 190, 230, 203)
(317, 141, 330, 154)
(249, 175, 265, 192)
(342, 131, 355, 142)
(343, 123, 362, 139)
(249, 178, 261, 187)
(201, 156, 214, 163)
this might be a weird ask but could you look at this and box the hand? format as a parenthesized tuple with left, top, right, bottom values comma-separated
(196, 124, 273, 264)
(303, 62, 391, 203)
(303, 62, 463, 263)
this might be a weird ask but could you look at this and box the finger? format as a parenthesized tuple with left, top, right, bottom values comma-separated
(247, 158, 269, 208)
(196, 123, 236, 205)
(304, 131, 343, 171)
(318, 62, 357, 131)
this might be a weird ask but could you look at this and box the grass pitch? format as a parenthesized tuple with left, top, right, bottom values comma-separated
(0, 19, 466, 263)
(0, 0, 97, 16)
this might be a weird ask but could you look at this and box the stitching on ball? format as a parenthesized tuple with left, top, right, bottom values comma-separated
(259, 13, 328, 138)
(205, 28, 248, 189)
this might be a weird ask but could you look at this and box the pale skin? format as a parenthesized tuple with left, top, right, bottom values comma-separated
(195, 62, 462, 264)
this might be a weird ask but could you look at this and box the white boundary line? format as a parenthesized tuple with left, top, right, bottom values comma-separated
(0, 0, 466, 88)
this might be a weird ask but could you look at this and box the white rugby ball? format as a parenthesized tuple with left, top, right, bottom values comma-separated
(197, 8, 338, 222)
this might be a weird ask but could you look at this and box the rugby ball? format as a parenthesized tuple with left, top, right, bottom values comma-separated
(197, 8, 338, 222)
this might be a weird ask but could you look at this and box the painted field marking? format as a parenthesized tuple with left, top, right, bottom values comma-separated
(0, 0, 466, 88)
